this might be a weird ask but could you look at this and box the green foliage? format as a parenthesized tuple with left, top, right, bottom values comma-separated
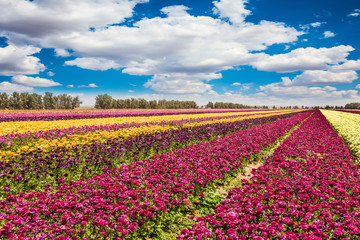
(345, 102, 360, 109)
(95, 96, 199, 109)
(0, 91, 82, 109)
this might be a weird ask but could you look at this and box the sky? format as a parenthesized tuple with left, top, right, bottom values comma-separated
(0, 0, 360, 107)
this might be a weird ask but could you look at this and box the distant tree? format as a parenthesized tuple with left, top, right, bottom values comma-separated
(43, 92, 57, 109)
(0, 92, 10, 109)
(345, 102, 360, 109)
(95, 94, 113, 109)
(206, 101, 214, 109)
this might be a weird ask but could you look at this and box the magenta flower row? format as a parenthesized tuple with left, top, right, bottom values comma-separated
(0, 112, 311, 239)
(177, 110, 359, 240)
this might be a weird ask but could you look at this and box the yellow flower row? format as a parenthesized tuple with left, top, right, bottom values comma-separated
(0, 110, 283, 136)
(321, 110, 360, 161)
(1, 110, 301, 158)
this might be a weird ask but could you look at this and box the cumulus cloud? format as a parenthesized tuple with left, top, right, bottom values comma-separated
(356, 84, 360, 89)
(0, 0, 148, 38)
(331, 60, 360, 71)
(323, 31, 335, 38)
(0, 0, 304, 93)
(144, 73, 220, 94)
(212, 0, 251, 24)
(0, 81, 34, 92)
(55, 48, 71, 57)
(259, 80, 358, 99)
(11, 75, 61, 87)
(0, 44, 45, 76)
(285, 70, 358, 86)
(251, 45, 354, 73)
(65, 58, 121, 71)
(232, 82, 241, 86)
(66, 84, 74, 88)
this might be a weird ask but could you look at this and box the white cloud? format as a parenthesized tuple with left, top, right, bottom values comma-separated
(11, 75, 61, 87)
(0, 0, 148, 38)
(300, 22, 325, 30)
(55, 48, 71, 57)
(144, 73, 219, 94)
(0, 81, 34, 92)
(259, 80, 358, 99)
(231, 82, 250, 91)
(251, 45, 354, 73)
(128, 90, 135, 93)
(78, 83, 98, 88)
(331, 60, 360, 71)
(0, 44, 45, 76)
(323, 31, 335, 38)
(65, 58, 121, 71)
(311, 22, 325, 28)
(356, 84, 360, 89)
(280, 70, 358, 86)
(347, 9, 360, 17)
(0, 0, 304, 93)
(47, 71, 55, 77)
(212, 0, 251, 25)
(66, 84, 74, 88)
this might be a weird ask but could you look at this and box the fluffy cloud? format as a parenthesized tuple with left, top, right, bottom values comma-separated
(65, 58, 121, 71)
(331, 60, 360, 71)
(356, 84, 360, 89)
(251, 45, 354, 73)
(55, 49, 71, 57)
(0, 81, 33, 92)
(323, 31, 335, 38)
(0, 44, 45, 76)
(11, 75, 61, 87)
(144, 73, 220, 94)
(259, 80, 358, 99)
(286, 70, 358, 86)
(0, 0, 148, 38)
(212, 0, 251, 24)
(0, 0, 304, 93)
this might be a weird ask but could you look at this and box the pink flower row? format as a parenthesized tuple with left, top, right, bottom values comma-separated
(178, 110, 360, 240)
(0, 112, 311, 239)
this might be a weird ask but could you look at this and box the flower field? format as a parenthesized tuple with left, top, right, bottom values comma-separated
(1, 109, 359, 239)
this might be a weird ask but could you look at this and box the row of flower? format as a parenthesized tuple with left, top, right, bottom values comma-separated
(0, 111, 311, 239)
(338, 110, 360, 115)
(178, 110, 360, 239)
(321, 110, 360, 164)
(0, 110, 285, 136)
(0, 109, 270, 122)
(0, 111, 303, 197)
(0, 110, 296, 158)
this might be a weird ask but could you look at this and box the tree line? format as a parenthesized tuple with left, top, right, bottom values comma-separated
(95, 94, 199, 109)
(0, 92, 82, 109)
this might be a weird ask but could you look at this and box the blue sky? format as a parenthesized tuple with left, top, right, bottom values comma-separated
(0, 0, 360, 107)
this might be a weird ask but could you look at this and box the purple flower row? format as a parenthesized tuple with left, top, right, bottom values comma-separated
(0, 109, 268, 122)
(0, 112, 311, 239)
(0, 111, 302, 196)
(178, 110, 360, 240)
